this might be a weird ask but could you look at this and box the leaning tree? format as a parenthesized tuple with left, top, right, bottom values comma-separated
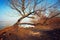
(8, 0, 60, 31)
(8, 0, 44, 27)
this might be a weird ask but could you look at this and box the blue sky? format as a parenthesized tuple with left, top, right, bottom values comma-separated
(0, 0, 59, 19)
(0, 0, 20, 21)
(0, 0, 60, 29)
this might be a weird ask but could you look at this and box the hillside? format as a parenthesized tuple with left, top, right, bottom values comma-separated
(0, 17, 60, 40)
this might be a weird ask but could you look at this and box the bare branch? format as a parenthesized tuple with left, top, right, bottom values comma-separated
(28, 5, 33, 14)
(38, 0, 44, 4)
(33, 0, 43, 10)
(9, 0, 23, 16)
(49, 13, 60, 19)
(14, 0, 22, 7)
(21, 0, 25, 15)
(33, 0, 43, 17)
(43, 2, 58, 11)
(43, 12, 60, 25)
(25, 0, 31, 9)
(41, 1, 60, 25)
(27, 16, 35, 19)
(33, 0, 37, 10)
(20, 23, 35, 25)
(20, 22, 43, 26)
(35, 10, 42, 17)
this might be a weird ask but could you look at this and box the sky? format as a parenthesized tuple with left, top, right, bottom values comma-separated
(0, 0, 60, 29)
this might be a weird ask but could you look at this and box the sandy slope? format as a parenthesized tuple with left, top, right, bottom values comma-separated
(0, 17, 60, 40)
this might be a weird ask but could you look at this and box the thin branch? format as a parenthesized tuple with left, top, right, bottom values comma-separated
(13, 5, 24, 16)
(43, 2, 58, 11)
(9, 0, 23, 16)
(27, 16, 35, 19)
(33, 0, 43, 10)
(21, 0, 25, 15)
(20, 22, 43, 26)
(28, 5, 32, 13)
(33, 0, 43, 17)
(35, 10, 42, 17)
(43, 13, 60, 25)
(14, 0, 22, 7)
(34, 13, 60, 25)
(20, 23, 35, 25)
(25, 0, 31, 9)
(37, 0, 44, 5)
(33, 0, 37, 10)
(42, 2, 60, 24)
(49, 13, 60, 19)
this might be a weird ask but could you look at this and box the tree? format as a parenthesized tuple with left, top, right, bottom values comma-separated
(8, 0, 44, 31)
(8, 0, 60, 31)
